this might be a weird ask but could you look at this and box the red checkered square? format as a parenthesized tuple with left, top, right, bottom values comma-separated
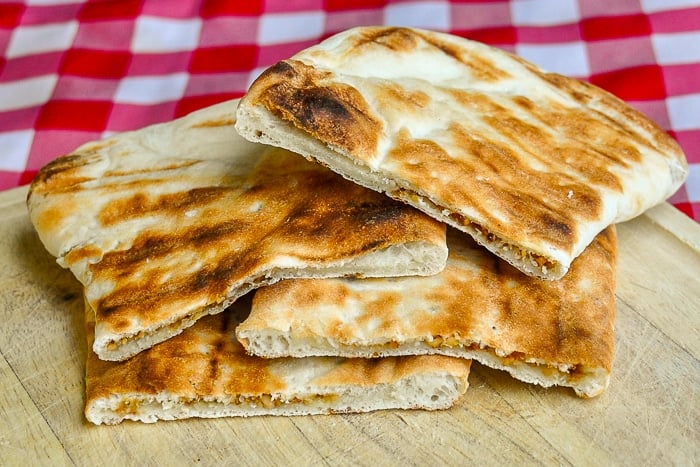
(590, 65, 667, 101)
(189, 45, 258, 73)
(36, 100, 113, 131)
(454, 26, 517, 48)
(325, 0, 387, 11)
(0, 3, 24, 29)
(265, 1, 323, 13)
(200, 0, 265, 17)
(60, 49, 131, 78)
(77, 0, 143, 21)
(581, 14, 651, 41)
(18, 169, 36, 187)
(175, 93, 242, 118)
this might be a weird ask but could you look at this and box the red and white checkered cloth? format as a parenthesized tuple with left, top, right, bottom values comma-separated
(1, 0, 698, 221)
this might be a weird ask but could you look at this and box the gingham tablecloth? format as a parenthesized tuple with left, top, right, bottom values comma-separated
(1, 0, 698, 221)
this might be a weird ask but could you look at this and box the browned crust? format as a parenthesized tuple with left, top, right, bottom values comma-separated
(85, 307, 288, 404)
(84, 301, 471, 422)
(248, 226, 617, 373)
(86, 156, 444, 334)
(245, 60, 383, 158)
(237, 26, 686, 278)
(27, 105, 446, 359)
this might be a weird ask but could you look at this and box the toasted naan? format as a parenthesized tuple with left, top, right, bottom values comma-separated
(84, 297, 471, 425)
(238, 227, 617, 398)
(235, 26, 687, 279)
(27, 99, 448, 361)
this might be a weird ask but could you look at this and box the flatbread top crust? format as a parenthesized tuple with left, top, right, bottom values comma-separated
(236, 26, 687, 279)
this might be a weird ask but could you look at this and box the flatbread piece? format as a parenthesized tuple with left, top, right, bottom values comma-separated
(237, 227, 618, 398)
(84, 297, 471, 425)
(27, 99, 447, 361)
(235, 26, 687, 279)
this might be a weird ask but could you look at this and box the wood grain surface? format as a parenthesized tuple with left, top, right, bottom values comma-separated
(1, 185, 698, 466)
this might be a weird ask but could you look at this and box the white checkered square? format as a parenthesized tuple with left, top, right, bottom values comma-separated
(667, 94, 700, 132)
(247, 67, 268, 89)
(26, 0, 77, 5)
(114, 73, 189, 104)
(257, 12, 325, 45)
(5, 21, 78, 58)
(0, 130, 33, 171)
(511, 0, 579, 26)
(641, 0, 700, 13)
(0, 75, 57, 112)
(652, 31, 700, 65)
(131, 16, 202, 53)
(515, 42, 590, 77)
(687, 164, 700, 202)
(384, 1, 450, 31)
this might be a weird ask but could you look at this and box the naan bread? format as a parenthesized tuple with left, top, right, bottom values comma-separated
(235, 26, 687, 279)
(237, 227, 617, 398)
(84, 297, 471, 425)
(27, 99, 448, 361)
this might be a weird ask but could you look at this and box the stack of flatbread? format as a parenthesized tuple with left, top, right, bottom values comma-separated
(27, 26, 687, 424)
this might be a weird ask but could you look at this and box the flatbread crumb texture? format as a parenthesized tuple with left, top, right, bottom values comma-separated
(236, 26, 687, 280)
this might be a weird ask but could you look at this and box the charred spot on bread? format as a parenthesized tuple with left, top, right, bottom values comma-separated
(250, 60, 383, 157)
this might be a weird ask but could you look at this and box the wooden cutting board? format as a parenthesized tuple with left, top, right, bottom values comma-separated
(1, 185, 698, 466)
